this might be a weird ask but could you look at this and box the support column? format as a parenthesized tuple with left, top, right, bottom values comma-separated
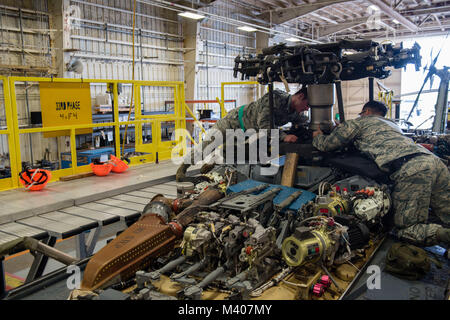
(182, 19, 200, 136)
(256, 31, 269, 54)
(48, 0, 69, 78)
(49, 0, 71, 168)
(369, 77, 374, 101)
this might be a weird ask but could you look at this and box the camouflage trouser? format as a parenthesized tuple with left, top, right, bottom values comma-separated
(184, 109, 241, 165)
(391, 154, 450, 246)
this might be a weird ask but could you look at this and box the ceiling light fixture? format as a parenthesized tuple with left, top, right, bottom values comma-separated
(178, 11, 205, 20)
(368, 5, 379, 11)
(140, 0, 321, 43)
(286, 37, 301, 42)
(392, 19, 400, 24)
(237, 26, 257, 32)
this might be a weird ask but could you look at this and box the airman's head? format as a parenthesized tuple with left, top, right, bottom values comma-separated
(359, 101, 388, 117)
(291, 86, 309, 113)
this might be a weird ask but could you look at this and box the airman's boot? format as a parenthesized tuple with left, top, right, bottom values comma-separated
(436, 227, 450, 246)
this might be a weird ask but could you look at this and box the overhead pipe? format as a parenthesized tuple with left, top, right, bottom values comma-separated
(73, 17, 183, 39)
(70, 0, 179, 25)
(139, 0, 321, 44)
(72, 0, 317, 45)
(70, 34, 184, 52)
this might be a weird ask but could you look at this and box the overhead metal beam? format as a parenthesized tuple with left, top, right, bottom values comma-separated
(367, 0, 418, 32)
(377, 20, 396, 32)
(309, 12, 338, 24)
(433, 14, 445, 32)
(354, 24, 450, 40)
(417, 14, 432, 27)
(286, 0, 299, 6)
(169, 0, 215, 9)
(401, 5, 450, 17)
(331, 5, 358, 19)
(257, 0, 353, 25)
(321, 8, 349, 23)
(277, 0, 294, 7)
(258, 0, 289, 9)
(393, 0, 404, 10)
(318, 17, 368, 37)
(217, 0, 267, 12)
(233, 12, 273, 26)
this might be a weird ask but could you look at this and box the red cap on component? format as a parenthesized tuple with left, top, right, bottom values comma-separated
(172, 198, 180, 213)
(311, 283, 325, 297)
(169, 221, 184, 238)
(320, 275, 331, 288)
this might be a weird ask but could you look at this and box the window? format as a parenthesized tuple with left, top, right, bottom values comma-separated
(401, 36, 450, 129)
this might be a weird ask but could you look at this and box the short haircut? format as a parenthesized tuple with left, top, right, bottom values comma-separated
(362, 100, 387, 117)
(294, 85, 307, 99)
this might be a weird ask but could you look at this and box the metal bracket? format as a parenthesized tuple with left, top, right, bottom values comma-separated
(219, 187, 281, 214)
(75, 226, 102, 259)
(0, 256, 5, 299)
(25, 236, 56, 283)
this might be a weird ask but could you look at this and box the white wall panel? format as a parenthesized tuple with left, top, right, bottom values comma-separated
(195, 2, 257, 116)
(68, 0, 183, 83)
(0, 0, 185, 166)
(0, 1, 52, 74)
(341, 69, 402, 120)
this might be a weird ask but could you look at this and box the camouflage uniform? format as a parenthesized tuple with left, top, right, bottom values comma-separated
(312, 115, 450, 246)
(185, 89, 307, 165)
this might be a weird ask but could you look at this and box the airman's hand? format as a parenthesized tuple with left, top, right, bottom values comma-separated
(312, 128, 323, 138)
(284, 134, 298, 143)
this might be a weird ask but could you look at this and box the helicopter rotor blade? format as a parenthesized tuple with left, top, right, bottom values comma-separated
(406, 70, 433, 122)
(406, 35, 447, 122)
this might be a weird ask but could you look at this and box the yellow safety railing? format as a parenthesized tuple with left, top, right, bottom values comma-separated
(220, 81, 259, 118)
(132, 80, 187, 162)
(0, 77, 189, 191)
(378, 90, 394, 119)
(0, 76, 18, 190)
(182, 103, 205, 146)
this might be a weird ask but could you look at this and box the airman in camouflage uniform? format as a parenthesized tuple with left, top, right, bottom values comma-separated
(176, 87, 310, 180)
(312, 100, 450, 247)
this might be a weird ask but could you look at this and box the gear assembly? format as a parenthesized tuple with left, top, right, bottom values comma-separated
(68, 39, 448, 300)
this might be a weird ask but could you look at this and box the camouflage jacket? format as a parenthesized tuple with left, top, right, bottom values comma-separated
(240, 89, 308, 140)
(312, 115, 433, 172)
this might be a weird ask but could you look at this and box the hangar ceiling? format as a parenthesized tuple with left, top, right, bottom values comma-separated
(171, 0, 450, 42)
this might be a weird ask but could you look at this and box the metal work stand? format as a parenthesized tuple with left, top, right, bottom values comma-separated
(369, 77, 374, 101)
(0, 256, 5, 299)
(25, 236, 57, 283)
(335, 81, 346, 123)
(267, 82, 275, 158)
(268, 82, 274, 130)
(75, 227, 102, 260)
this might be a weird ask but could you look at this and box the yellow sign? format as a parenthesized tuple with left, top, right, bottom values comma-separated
(40, 82, 93, 137)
